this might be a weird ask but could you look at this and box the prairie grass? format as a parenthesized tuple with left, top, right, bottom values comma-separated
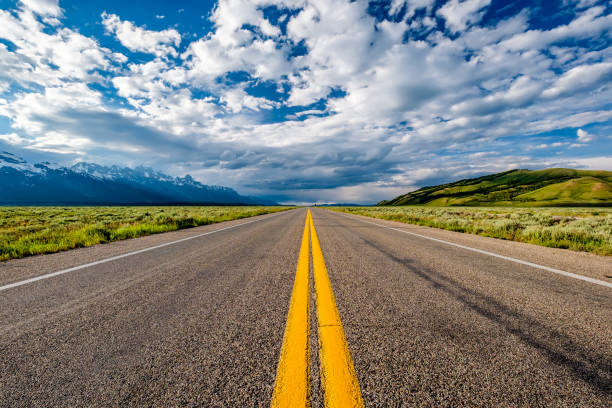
(331, 206, 612, 255)
(0, 206, 292, 261)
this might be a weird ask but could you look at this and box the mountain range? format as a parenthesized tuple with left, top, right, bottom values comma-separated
(379, 168, 612, 207)
(0, 152, 275, 205)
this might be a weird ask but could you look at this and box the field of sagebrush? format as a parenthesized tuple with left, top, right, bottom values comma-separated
(0, 206, 291, 261)
(332, 206, 612, 255)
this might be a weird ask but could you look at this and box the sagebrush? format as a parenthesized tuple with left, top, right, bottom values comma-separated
(331, 206, 612, 255)
(0, 206, 291, 261)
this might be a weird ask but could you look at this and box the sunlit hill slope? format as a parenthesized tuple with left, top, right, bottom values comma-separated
(379, 169, 612, 207)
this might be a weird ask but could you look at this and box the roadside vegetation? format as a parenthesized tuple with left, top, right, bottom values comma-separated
(0, 206, 292, 261)
(331, 206, 612, 255)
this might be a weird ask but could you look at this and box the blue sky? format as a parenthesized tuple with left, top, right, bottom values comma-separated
(0, 0, 610, 204)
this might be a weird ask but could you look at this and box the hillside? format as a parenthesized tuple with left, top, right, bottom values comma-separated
(0, 152, 276, 205)
(379, 168, 612, 207)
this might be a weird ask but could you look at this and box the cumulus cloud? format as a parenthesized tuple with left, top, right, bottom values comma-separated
(576, 128, 593, 143)
(101, 12, 181, 57)
(0, 8, 122, 88)
(182, 0, 291, 85)
(401, 0, 436, 18)
(500, 6, 612, 51)
(221, 88, 280, 112)
(19, 0, 61, 17)
(542, 62, 612, 98)
(0, 82, 104, 136)
(451, 76, 543, 116)
(437, 0, 491, 33)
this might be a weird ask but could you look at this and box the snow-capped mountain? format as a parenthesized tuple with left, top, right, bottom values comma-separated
(0, 152, 276, 205)
(0, 151, 43, 174)
(70, 162, 175, 183)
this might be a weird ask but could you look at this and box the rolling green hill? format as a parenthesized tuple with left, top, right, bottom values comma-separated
(379, 168, 612, 207)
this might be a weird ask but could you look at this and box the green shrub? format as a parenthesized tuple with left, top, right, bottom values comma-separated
(0, 206, 292, 261)
(331, 206, 612, 255)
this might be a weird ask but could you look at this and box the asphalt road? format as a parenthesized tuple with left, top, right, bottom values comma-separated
(1, 208, 610, 407)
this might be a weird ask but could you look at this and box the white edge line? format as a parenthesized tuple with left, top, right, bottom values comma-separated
(0, 210, 290, 292)
(335, 211, 612, 289)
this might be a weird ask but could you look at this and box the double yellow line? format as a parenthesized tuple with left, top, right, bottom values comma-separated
(271, 210, 364, 408)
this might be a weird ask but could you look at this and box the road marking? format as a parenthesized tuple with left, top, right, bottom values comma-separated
(310, 212, 365, 408)
(271, 212, 311, 408)
(337, 212, 612, 289)
(0, 211, 289, 293)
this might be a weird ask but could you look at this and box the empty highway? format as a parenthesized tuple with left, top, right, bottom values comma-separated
(0, 208, 610, 407)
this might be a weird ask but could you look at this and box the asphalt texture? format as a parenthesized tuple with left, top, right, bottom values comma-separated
(1, 208, 611, 407)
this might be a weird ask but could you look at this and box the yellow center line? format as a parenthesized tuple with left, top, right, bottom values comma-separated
(271, 210, 364, 407)
(271, 211, 311, 408)
(309, 211, 365, 408)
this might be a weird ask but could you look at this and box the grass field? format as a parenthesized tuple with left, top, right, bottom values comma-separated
(0, 206, 292, 261)
(331, 206, 612, 255)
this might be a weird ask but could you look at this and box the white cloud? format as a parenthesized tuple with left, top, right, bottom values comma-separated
(27, 130, 91, 154)
(221, 88, 280, 113)
(112, 59, 172, 99)
(437, 0, 492, 33)
(402, 0, 436, 18)
(576, 128, 593, 143)
(0, 82, 104, 134)
(500, 6, 612, 51)
(527, 111, 612, 133)
(286, 182, 414, 205)
(0, 133, 27, 145)
(183, 0, 290, 84)
(572, 0, 599, 9)
(101, 12, 181, 57)
(19, 0, 61, 17)
(451, 75, 543, 116)
(460, 12, 528, 49)
(531, 142, 566, 150)
(568, 156, 612, 170)
(542, 62, 612, 98)
(0, 8, 120, 86)
(286, 0, 380, 106)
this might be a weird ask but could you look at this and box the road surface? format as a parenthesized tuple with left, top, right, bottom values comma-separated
(0, 208, 610, 407)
